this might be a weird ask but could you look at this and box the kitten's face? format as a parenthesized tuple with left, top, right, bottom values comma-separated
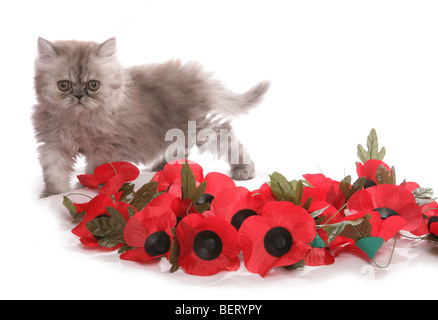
(34, 38, 126, 113)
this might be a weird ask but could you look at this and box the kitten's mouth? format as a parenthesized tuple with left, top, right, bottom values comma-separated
(74, 101, 86, 107)
(70, 102, 87, 110)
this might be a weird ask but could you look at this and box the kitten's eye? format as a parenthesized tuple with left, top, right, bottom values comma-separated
(58, 81, 70, 92)
(88, 80, 100, 92)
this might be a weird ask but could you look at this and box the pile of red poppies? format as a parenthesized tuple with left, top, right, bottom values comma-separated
(63, 129, 438, 277)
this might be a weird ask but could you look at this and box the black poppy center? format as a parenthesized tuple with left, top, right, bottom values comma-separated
(264, 227, 293, 257)
(196, 193, 215, 206)
(373, 207, 399, 220)
(428, 216, 438, 231)
(364, 179, 377, 189)
(144, 231, 171, 257)
(193, 230, 223, 261)
(231, 209, 257, 230)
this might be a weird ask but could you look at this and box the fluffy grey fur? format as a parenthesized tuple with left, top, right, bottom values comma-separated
(32, 37, 269, 197)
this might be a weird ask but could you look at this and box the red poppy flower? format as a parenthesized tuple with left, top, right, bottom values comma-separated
(210, 186, 270, 230)
(71, 195, 131, 249)
(152, 160, 204, 193)
(147, 192, 198, 220)
(339, 211, 406, 259)
(302, 174, 346, 212)
(195, 172, 236, 205)
(309, 201, 344, 225)
(408, 200, 438, 236)
(120, 204, 176, 262)
(77, 162, 140, 189)
(309, 201, 348, 245)
(250, 183, 276, 203)
(347, 211, 406, 241)
(176, 213, 240, 276)
(356, 160, 391, 188)
(302, 201, 344, 266)
(163, 170, 236, 210)
(238, 201, 316, 277)
(347, 184, 423, 232)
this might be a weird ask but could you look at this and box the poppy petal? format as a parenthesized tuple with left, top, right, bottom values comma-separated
(398, 203, 424, 232)
(77, 174, 103, 188)
(379, 215, 406, 241)
(304, 248, 335, 266)
(120, 248, 153, 262)
(262, 201, 316, 244)
(95, 162, 140, 182)
(204, 172, 236, 196)
(238, 215, 278, 276)
(356, 160, 390, 183)
(99, 174, 128, 196)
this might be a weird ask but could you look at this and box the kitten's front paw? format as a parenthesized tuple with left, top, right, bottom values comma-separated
(231, 162, 255, 180)
(40, 185, 71, 198)
(40, 188, 57, 198)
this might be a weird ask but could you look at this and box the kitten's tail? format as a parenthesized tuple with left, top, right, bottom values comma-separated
(215, 81, 270, 116)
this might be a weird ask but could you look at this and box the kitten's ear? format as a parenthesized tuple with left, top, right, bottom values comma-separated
(37, 37, 60, 58)
(98, 38, 117, 57)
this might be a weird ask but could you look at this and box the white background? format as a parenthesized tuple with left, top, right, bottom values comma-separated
(0, 0, 437, 300)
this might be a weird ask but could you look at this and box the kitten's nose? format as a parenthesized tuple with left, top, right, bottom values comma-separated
(74, 94, 84, 100)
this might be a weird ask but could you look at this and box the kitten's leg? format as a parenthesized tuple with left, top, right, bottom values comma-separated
(228, 142, 255, 180)
(38, 144, 75, 197)
(150, 157, 168, 172)
(224, 133, 255, 180)
(84, 156, 101, 175)
(197, 120, 255, 180)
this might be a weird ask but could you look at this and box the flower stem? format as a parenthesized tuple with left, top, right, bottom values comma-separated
(370, 236, 397, 268)
(318, 203, 348, 228)
(66, 192, 94, 200)
(351, 224, 364, 240)
(399, 233, 425, 241)
(107, 158, 118, 176)
(422, 207, 438, 213)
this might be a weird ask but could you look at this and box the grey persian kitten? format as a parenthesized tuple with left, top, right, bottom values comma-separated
(32, 37, 269, 197)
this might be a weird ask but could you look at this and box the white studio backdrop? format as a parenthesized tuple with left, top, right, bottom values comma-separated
(0, 0, 437, 299)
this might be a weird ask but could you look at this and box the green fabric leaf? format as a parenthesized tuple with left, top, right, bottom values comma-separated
(412, 187, 437, 206)
(323, 214, 372, 244)
(376, 165, 396, 185)
(357, 128, 386, 163)
(85, 207, 127, 248)
(180, 162, 208, 213)
(63, 196, 84, 221)
(118, 183, 135, 203)
(311, 233, 328, 248)
(269, 172, 306, 205)
(130, 181, 159, 211)
(283, 259, 305, 270)
(63, 196, 77, 218)
(339, 176, 366, 201)
(355, 237, 385, 260)
(169, 227, 180, 273)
